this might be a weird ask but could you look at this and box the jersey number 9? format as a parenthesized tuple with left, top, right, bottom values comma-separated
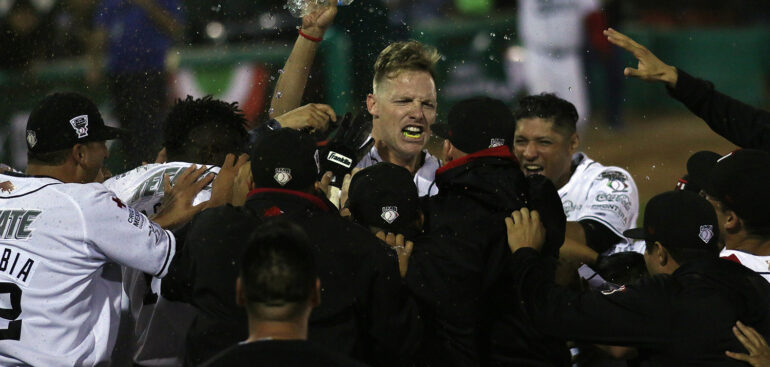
(0, 282, 22, 340)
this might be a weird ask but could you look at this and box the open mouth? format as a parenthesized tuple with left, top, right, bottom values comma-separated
(401, 125, 424, 139)
(523, 164, 544, 175)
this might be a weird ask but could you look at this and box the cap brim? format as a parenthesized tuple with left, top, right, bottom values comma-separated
(623, 227, 647, 240)
(430, 123, 451, 139)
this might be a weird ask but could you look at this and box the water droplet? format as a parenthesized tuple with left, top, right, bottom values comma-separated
(278, 69, 284, 74)
(268, 108, 275, 114)
(490, 32, 496, 37)
(503, 35, 510, 40)
(276, 91, 283, 98)
(645, 176, 651, 181)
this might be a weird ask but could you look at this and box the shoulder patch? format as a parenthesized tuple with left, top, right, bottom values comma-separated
(599, 171, 629, 193)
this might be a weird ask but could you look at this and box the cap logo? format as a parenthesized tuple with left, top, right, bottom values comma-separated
(327, 151, 353, 168)
(489, 138, 505, 148)
(26, 130, 37, 148)
(69, 115, 89, 138)
(381, 206, 399, 224)
(274, 168, 292, 186)
(699, 225, 714, 244)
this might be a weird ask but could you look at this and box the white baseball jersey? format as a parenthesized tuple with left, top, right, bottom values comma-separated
(721, 249, 770, 283)
(104, 162, 218, 366)
(0, 173, 175, 367)
(357, 146, 440, 197)
(558, 152, 640, 254)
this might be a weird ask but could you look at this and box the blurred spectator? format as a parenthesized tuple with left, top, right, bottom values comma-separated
(89, 0, 183, 171)
(0, 0, 56, 70)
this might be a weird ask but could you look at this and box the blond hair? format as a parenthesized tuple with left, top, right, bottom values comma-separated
(372, 40, 441, 93)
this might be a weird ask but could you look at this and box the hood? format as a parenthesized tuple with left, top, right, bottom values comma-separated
(435, 146, 527, 213)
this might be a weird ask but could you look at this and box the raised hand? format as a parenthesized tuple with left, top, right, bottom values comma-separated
(604, 28, 678, 87)
(725, 321, 770, 367)
(376, 231, 414, 278)
(274, 103, 337, 132)
(301, 0, 338, 38)
(505, 208, 546, 253)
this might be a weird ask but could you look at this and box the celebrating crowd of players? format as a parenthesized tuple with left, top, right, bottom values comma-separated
(2, 3, 770, 367)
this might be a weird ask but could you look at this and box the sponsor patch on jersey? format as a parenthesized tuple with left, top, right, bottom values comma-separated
(327, 151, 353, 168)
(69, 115, 89, 138)
(699, 225, 714, 244)
(26, 130, 37, 148)
(489, 138, 505, 148)
(595, 193, 632, 211)
(0, 181, 14, 194)
(381, 206, 399, 224)
(274, 168, 292, 186)
(599, 171, 629, 192)
(127, 207, 146, 229)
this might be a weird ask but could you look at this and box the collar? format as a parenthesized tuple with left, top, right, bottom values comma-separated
(436, 146, 518, 175)
(246, 188, 330, 212)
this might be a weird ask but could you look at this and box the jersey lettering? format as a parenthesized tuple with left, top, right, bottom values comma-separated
(0, 210, 41, 240)
(129, 167, 184, 202)
(0, 247, 39, 285)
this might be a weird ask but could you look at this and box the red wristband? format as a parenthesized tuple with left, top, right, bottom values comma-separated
(298, 28, 323, 42)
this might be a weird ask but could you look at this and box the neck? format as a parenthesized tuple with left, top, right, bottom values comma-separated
(375, 140, 422, 175)
(726, 233, 770, 256)
(554, 162, 577, 190)
(25, 163, 76, 183)
(245, 317, 308, 343)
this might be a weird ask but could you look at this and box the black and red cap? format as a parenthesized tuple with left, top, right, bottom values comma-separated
(431, 96, 515, 154)
(26, 92, 127, 153)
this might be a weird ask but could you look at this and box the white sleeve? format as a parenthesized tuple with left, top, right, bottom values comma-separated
(81, 187, 176, 278)
(572, 168, 639, 237)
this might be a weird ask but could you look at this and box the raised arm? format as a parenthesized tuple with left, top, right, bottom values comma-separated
(269, 3, 339, 118)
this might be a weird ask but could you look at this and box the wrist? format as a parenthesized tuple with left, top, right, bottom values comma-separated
(664, 65, 678, 87)
(298, 27, 325, 42)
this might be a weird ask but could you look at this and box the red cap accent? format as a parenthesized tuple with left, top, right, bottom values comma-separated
(263, 206, 283, 217)
(436, 145, 518, 175)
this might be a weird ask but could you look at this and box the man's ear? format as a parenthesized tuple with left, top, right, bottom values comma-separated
(236, 277, 246, 307)
(366, 93, 378, 118)
(654, 242, 669, 267)
(442, 139, 453, 162)
(72, 144, 86, 164)
(724, 208, 741, 232)
(569, 132, 580, 154)
(310, 278, 321, 308)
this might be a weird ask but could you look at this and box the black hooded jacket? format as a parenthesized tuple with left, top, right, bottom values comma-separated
(162, 188, 421, 366)
(512, 247, 770, 366)
(410, 146, 568, 367)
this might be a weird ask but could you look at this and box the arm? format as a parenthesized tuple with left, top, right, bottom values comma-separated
(269, 4, 338, 118)
(605, 28, 770, 150)
(129, 0, 183, 40)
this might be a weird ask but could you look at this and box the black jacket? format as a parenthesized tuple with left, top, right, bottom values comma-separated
(162, 188, 421, 366)
(411, 147, 568, 367)
(668, 68, 770, 150)
(512, 247, 770, 366)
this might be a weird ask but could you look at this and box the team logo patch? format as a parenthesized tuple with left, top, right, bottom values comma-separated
(699, 225, 714, 244)
(69, 115, 89, 138)
(489, 138, 505, 148)
(26, 130, 37, 148)
(274, 168, 292, 186)
(381, 206, 399, 224)
(599, 171, 629, 192)
(0, 181, 14, 193)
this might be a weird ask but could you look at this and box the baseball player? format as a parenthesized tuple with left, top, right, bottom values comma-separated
(103, 95, 249, 366)
(0, 92, 232, 366)
(517, 0, 599, 127)
(267, 3, 442, 196)
(513, 93, 639, 266)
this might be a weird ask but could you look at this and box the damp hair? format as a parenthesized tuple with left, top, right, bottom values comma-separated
(372, 40, 441, 93)
(513, 93, 579, 136)
(163, 95, 248, 164)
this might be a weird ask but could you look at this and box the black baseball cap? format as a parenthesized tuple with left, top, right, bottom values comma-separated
(624, 190, 719, 253)
(26, 92, 127, 154)
(431, 96, 515, 154)
(250, 128, 319, 191)
(688, 149, 770, 227)
(685, 150, 721, 191)
(347, 162, 421, 238)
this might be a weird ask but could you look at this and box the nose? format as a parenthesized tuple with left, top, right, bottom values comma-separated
(408, 102, 425, 121)
(522, 142, 538, 160)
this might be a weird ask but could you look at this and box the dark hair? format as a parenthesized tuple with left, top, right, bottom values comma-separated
(27, 149, 70, 165)
(240, 219, 317, 319)
(513, 93, 579, 136)
(713, 198, 770, 239)
(163, 95, 248, 164)
(646, 241, 718, 265)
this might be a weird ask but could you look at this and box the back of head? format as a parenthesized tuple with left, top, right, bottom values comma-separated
(372, 40, 441, 93)
(348, 162, 421, 238)
(163, 95, 248, 165)
(513, 93, 578, 136)
(250, 128, 319, 191)
(431, 96, 515, 154)
(240, 219, 317, 320)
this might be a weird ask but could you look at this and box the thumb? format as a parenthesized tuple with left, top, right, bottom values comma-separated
(624, 67, 644, 78)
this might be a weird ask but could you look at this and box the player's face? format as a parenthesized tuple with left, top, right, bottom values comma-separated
(367, 70, 437, 162)
(513, 117, 577, 189)
(80, 141, 110, 183)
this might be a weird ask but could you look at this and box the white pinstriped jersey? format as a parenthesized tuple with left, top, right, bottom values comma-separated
(103, 162, 218, 366)
(0, 173, 175, 367)
(558, 153, 640, 254)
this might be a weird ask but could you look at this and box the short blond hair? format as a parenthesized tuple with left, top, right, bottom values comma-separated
(372, 40, 441, 93)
